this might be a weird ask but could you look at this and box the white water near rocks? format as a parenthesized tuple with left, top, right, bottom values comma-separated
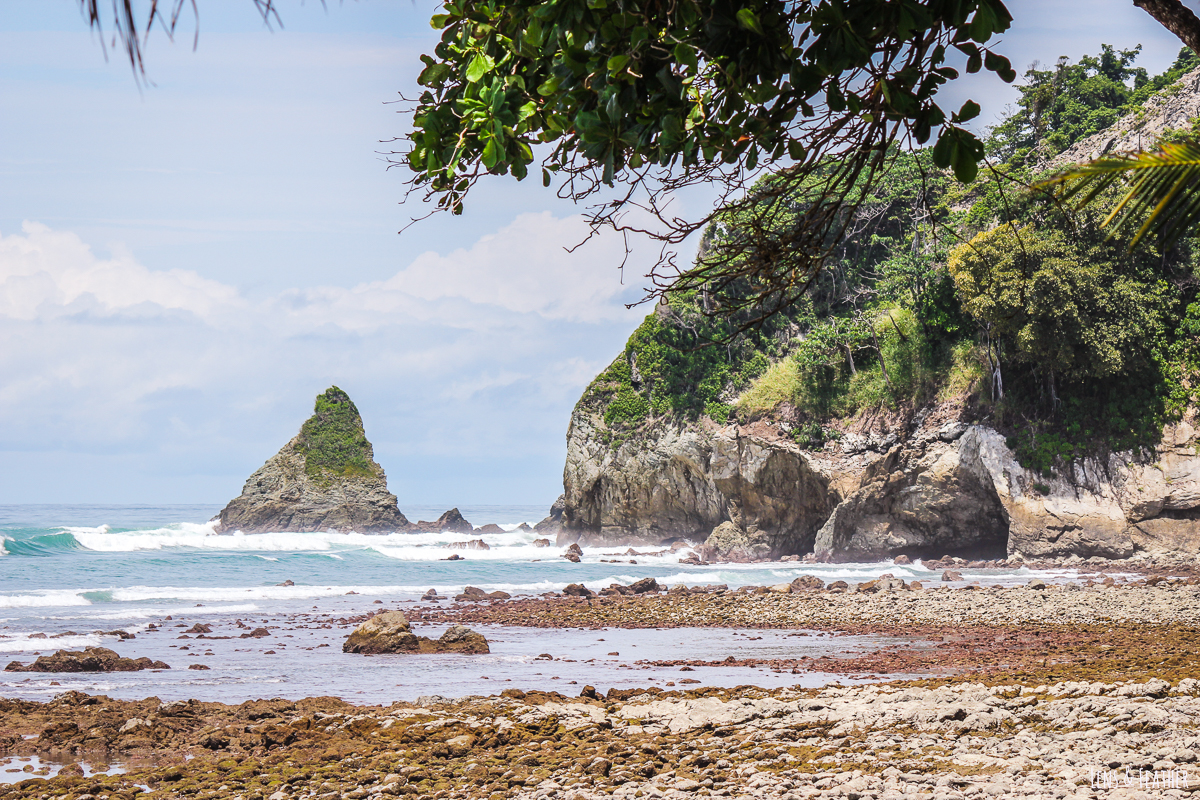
(0, 504, 1075, 704)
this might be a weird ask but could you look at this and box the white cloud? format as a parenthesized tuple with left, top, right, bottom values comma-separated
(380, 211, 643, 323)
(0, 222, 240, 322)
(0, 220, 645, 501)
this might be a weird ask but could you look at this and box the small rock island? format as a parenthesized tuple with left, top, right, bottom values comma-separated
(212, 387, 413, 534)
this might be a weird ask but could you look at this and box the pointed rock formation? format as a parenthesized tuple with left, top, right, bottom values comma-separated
(416, 508, 473, 533)
(213, 387, 412, 534)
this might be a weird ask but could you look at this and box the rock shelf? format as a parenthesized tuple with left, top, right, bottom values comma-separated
(3, 584, 1200, 798)
(409, 580, 1200, 629)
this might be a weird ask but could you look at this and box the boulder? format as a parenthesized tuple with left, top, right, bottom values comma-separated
(629, 577, 659, 594)
(562, 552, 581, 563)
(212, 387, 412, 534)
(701, 520, 767, 562)
(417, 508, 474, 533)
(455, 586, 489, 601)
(437, 625, 490, 653)
(342, 611, 489, 654)
(790, 575, 825, 591)
(942, 570, 963, 582)
(475, 523, 504, 533)
(342, 611, 420, 654)
(893, 554, 912, 565)
(532, 538, 551, 547)
(562, 583, 594, 597)
(5, 647, 169, 673)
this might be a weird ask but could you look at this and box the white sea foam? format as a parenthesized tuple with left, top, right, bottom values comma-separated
(62, 524, 586, 558)
(0, 634, 102, 653)
(76, 603, 261, 620)
(106, 584, 414, 603)
(0, 591, 93, 609)
(0, 537, 8, 556)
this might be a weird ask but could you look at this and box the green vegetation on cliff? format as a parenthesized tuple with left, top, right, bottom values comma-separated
(295, 387, 380, 482)
(579, 47, 1200, 471)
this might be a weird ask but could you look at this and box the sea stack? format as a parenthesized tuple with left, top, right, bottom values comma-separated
(213, 387, 412, 534)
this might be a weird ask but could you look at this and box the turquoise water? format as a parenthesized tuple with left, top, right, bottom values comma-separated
(0, 505, 1053, 703)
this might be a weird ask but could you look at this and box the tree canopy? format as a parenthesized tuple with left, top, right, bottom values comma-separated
(399, 0, 1016, 313)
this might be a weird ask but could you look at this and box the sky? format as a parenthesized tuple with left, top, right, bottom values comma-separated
(0, 0, 1188, 507)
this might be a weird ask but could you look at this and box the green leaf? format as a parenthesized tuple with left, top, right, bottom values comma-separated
(465, 53, 495, 83)
(1038, 139, 1200, 250)
(537, 74, 560, 96)
(952, 147, 979, 182)
(481, 138, 500, 170)
(932, 134, 954, 169)
(673, 42, 697, 72)
(418, 63, 452, 87)
(954, 100, 981, 123)
(983, 50, 1010, 75)
(736, 8, 764, 35)
(542, 168, 552, 187)
(607, 54, 631, 73)
(429, 14, 451, 29)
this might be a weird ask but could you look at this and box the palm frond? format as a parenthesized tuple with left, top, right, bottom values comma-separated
(1037, 139, 1200, 249)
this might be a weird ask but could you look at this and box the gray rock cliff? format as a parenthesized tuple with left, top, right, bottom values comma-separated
(559, 400, 1200, 561)
(561, 404, 834, 556)
(213, 387, 411, 534)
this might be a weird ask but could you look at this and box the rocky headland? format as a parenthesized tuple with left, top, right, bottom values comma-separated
(552, 376, 1200, 564)
(213, 387, 413, 534)
(534, 57, 1200, 567)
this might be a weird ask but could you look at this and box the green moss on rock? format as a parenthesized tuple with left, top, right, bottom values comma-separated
(295, 387, 379, 482)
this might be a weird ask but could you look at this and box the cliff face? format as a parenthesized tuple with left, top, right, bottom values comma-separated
(561, 405, 834, 554)
(559, 401, 1200, 562)
(213, 387, 411, 534)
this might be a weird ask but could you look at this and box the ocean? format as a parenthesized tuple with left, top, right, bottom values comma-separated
(0, 504, 1062, 706)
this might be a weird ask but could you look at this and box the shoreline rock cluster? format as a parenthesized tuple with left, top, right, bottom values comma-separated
(342, 611, 489, 655)
(410, 579, 1200, 630)
(4, 647, 169, 673)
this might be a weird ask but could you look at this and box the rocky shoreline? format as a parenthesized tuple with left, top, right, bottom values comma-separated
(2, 582, 1200, 798)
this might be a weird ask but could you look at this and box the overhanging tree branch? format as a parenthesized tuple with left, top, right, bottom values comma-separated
(1132, 0, 1200, 55)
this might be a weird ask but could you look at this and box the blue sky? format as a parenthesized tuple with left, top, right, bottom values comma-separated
(0, 0, 1186, 507)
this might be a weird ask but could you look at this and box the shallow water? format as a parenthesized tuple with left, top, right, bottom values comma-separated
(0, 597, 918, 703)
(0, 755, 126, 785)
(0, 504, 1071, 703)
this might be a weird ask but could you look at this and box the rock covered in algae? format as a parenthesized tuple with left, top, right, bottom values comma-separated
(213, 386, 412, 534)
